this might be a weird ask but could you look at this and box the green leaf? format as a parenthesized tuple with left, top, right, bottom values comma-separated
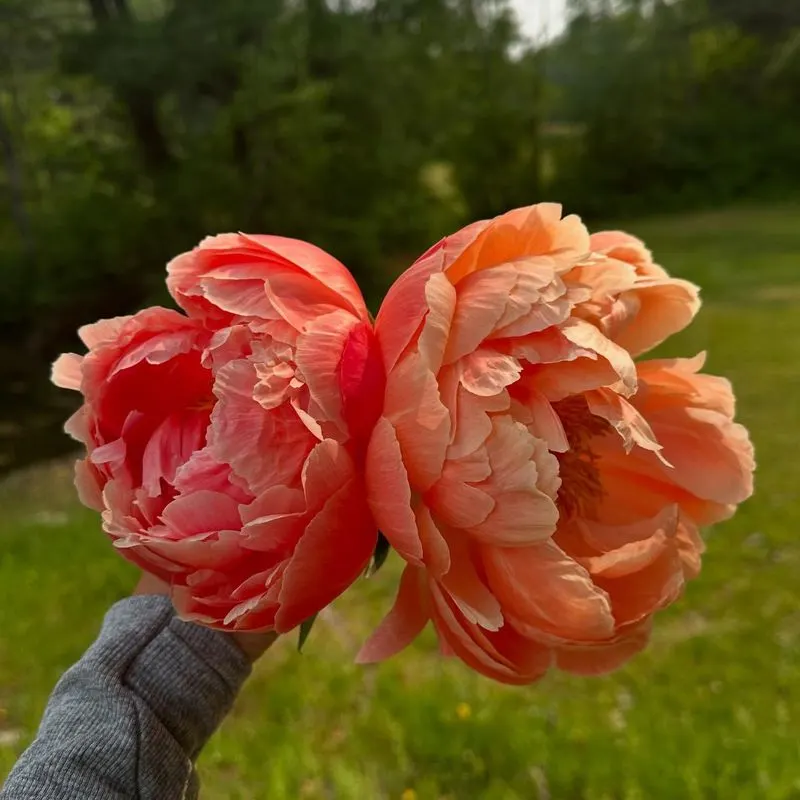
(297, 613, 318, 653)
(366, 532, 391, 578)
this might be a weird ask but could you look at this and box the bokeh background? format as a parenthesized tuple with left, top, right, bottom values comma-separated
(1, 1, 798, 797)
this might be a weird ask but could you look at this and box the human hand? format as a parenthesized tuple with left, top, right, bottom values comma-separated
(133, 573, 278, 662)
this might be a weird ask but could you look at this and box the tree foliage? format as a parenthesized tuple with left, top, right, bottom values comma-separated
(0, 0, 798, 376)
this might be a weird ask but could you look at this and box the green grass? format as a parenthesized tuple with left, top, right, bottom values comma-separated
(2, 203, 799, 799)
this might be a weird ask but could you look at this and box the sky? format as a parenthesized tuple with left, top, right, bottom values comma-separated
(511, 0, 569, 42)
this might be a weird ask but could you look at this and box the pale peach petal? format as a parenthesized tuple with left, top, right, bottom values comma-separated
(493, 262, 573, 336)
(416, 504, 451, 578)
(505, 326, 592, 366)
(418, 273, 457, 373)
(463, 416, 560, 545)
(615, 278, 701, 356)
(196, 276, 275, 320)
(429, 583, 521, 681)
(676, 519, 705, 579)
(74, 458, 104, 511)
(64, 406, 91, 444)
(555, 620, 652, 676)
(300, 438, 355, 513)
(446, 379, 503, 460)
(365, 417, 423, 565)
(560, 317, 637, 396)
(580, 504, 680, 554)
(357, 565, 429, 663)
(141, 410, 208, 496)
(443, 266, 518, 363)
(78, 316, 130, 349)
(585, 388, 666, 460)
(266, 272, 353, 332)
(239, 484, 306, 554)
(637, 354, 735, 417)
(384, 352, 450, 491)
(429, 581, 553, 684)
(439, 531, 503, 631)
(52, 353, 83, 391)
(648, 410, 754, 506)
(172, 449, 250, 503)
(589, 231, 666, 278)
(601, 546, 685, 627)
(459, 349, 522, 397)
(426, 476, 495, 529)
(483, 540, 615, 642)
(293, 309, 358, 437)
(446, 203, 589, 285)
(375, 255, 445, 373)
(511, 385, 569, 452)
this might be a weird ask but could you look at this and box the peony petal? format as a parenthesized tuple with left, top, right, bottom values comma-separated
(294, 309, 357, 437)
(240, 234, 369, 321)
(440, 531, 503, 631)
(615, 278, 701, 357)
(649, 411, 754, 506)
(429, 581, 552, 685)
(375, 257, 443, 373)
(78, 316, 130, 349)
(446, 204, 588, 286)
(301, 438, 355, 514)
(512, 385, 569, 452)
(338, 320, 386, 450)
(141, 410, 208, 497)
(418, 272, 457, 373)
(466, 416, 560, 545)
(555, 620, 652, 675)
(275, 476, 376, 632)
(443, 266, 517, 364)
(160, 490, 242, 538)
(365, 417, 424, 565)
(240, 484, 306, 555)
(560, 317, 637, 396)
(483, 539, 615, 642)
(459, 349, 522, 397)
(426, 477, 495, 529)
(585, 388, 666, 461)
(52, 353, 83, 391)
(416, 503, 451, 577)
(210, 358, 315, 494)
(357, 565, 429, 663)
(74, 458, 104, 511)
(375, 221, 488, 372)
(384, 352, 450, 491)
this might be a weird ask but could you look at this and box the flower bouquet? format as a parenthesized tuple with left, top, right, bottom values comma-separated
(53, 204, 754, 684)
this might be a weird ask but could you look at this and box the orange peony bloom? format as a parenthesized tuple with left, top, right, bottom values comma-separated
(358, 204, 754, 684)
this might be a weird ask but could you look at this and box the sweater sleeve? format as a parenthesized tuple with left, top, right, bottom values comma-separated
(0, 595, 252, 800)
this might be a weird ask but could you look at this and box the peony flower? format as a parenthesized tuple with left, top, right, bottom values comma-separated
(358, 204, 754, 684)
(53, 234, 384, 633)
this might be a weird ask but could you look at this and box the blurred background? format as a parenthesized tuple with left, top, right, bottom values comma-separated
(1, 1, 798, 798)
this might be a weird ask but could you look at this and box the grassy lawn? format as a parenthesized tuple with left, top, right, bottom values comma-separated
(1, 203, 799, 799)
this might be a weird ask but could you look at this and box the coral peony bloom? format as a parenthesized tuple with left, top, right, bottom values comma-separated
(53, 234, 383, 633)
(358, 204, 754, 684)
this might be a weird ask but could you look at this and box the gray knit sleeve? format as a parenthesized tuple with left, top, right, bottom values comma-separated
(0, 595, 252, 799)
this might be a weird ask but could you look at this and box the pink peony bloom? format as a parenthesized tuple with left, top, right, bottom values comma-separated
(53, 234, 384, 633)
(358, 204, 754, 684)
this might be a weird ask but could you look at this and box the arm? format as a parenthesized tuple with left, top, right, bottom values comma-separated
(1, 593, 270, 800)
